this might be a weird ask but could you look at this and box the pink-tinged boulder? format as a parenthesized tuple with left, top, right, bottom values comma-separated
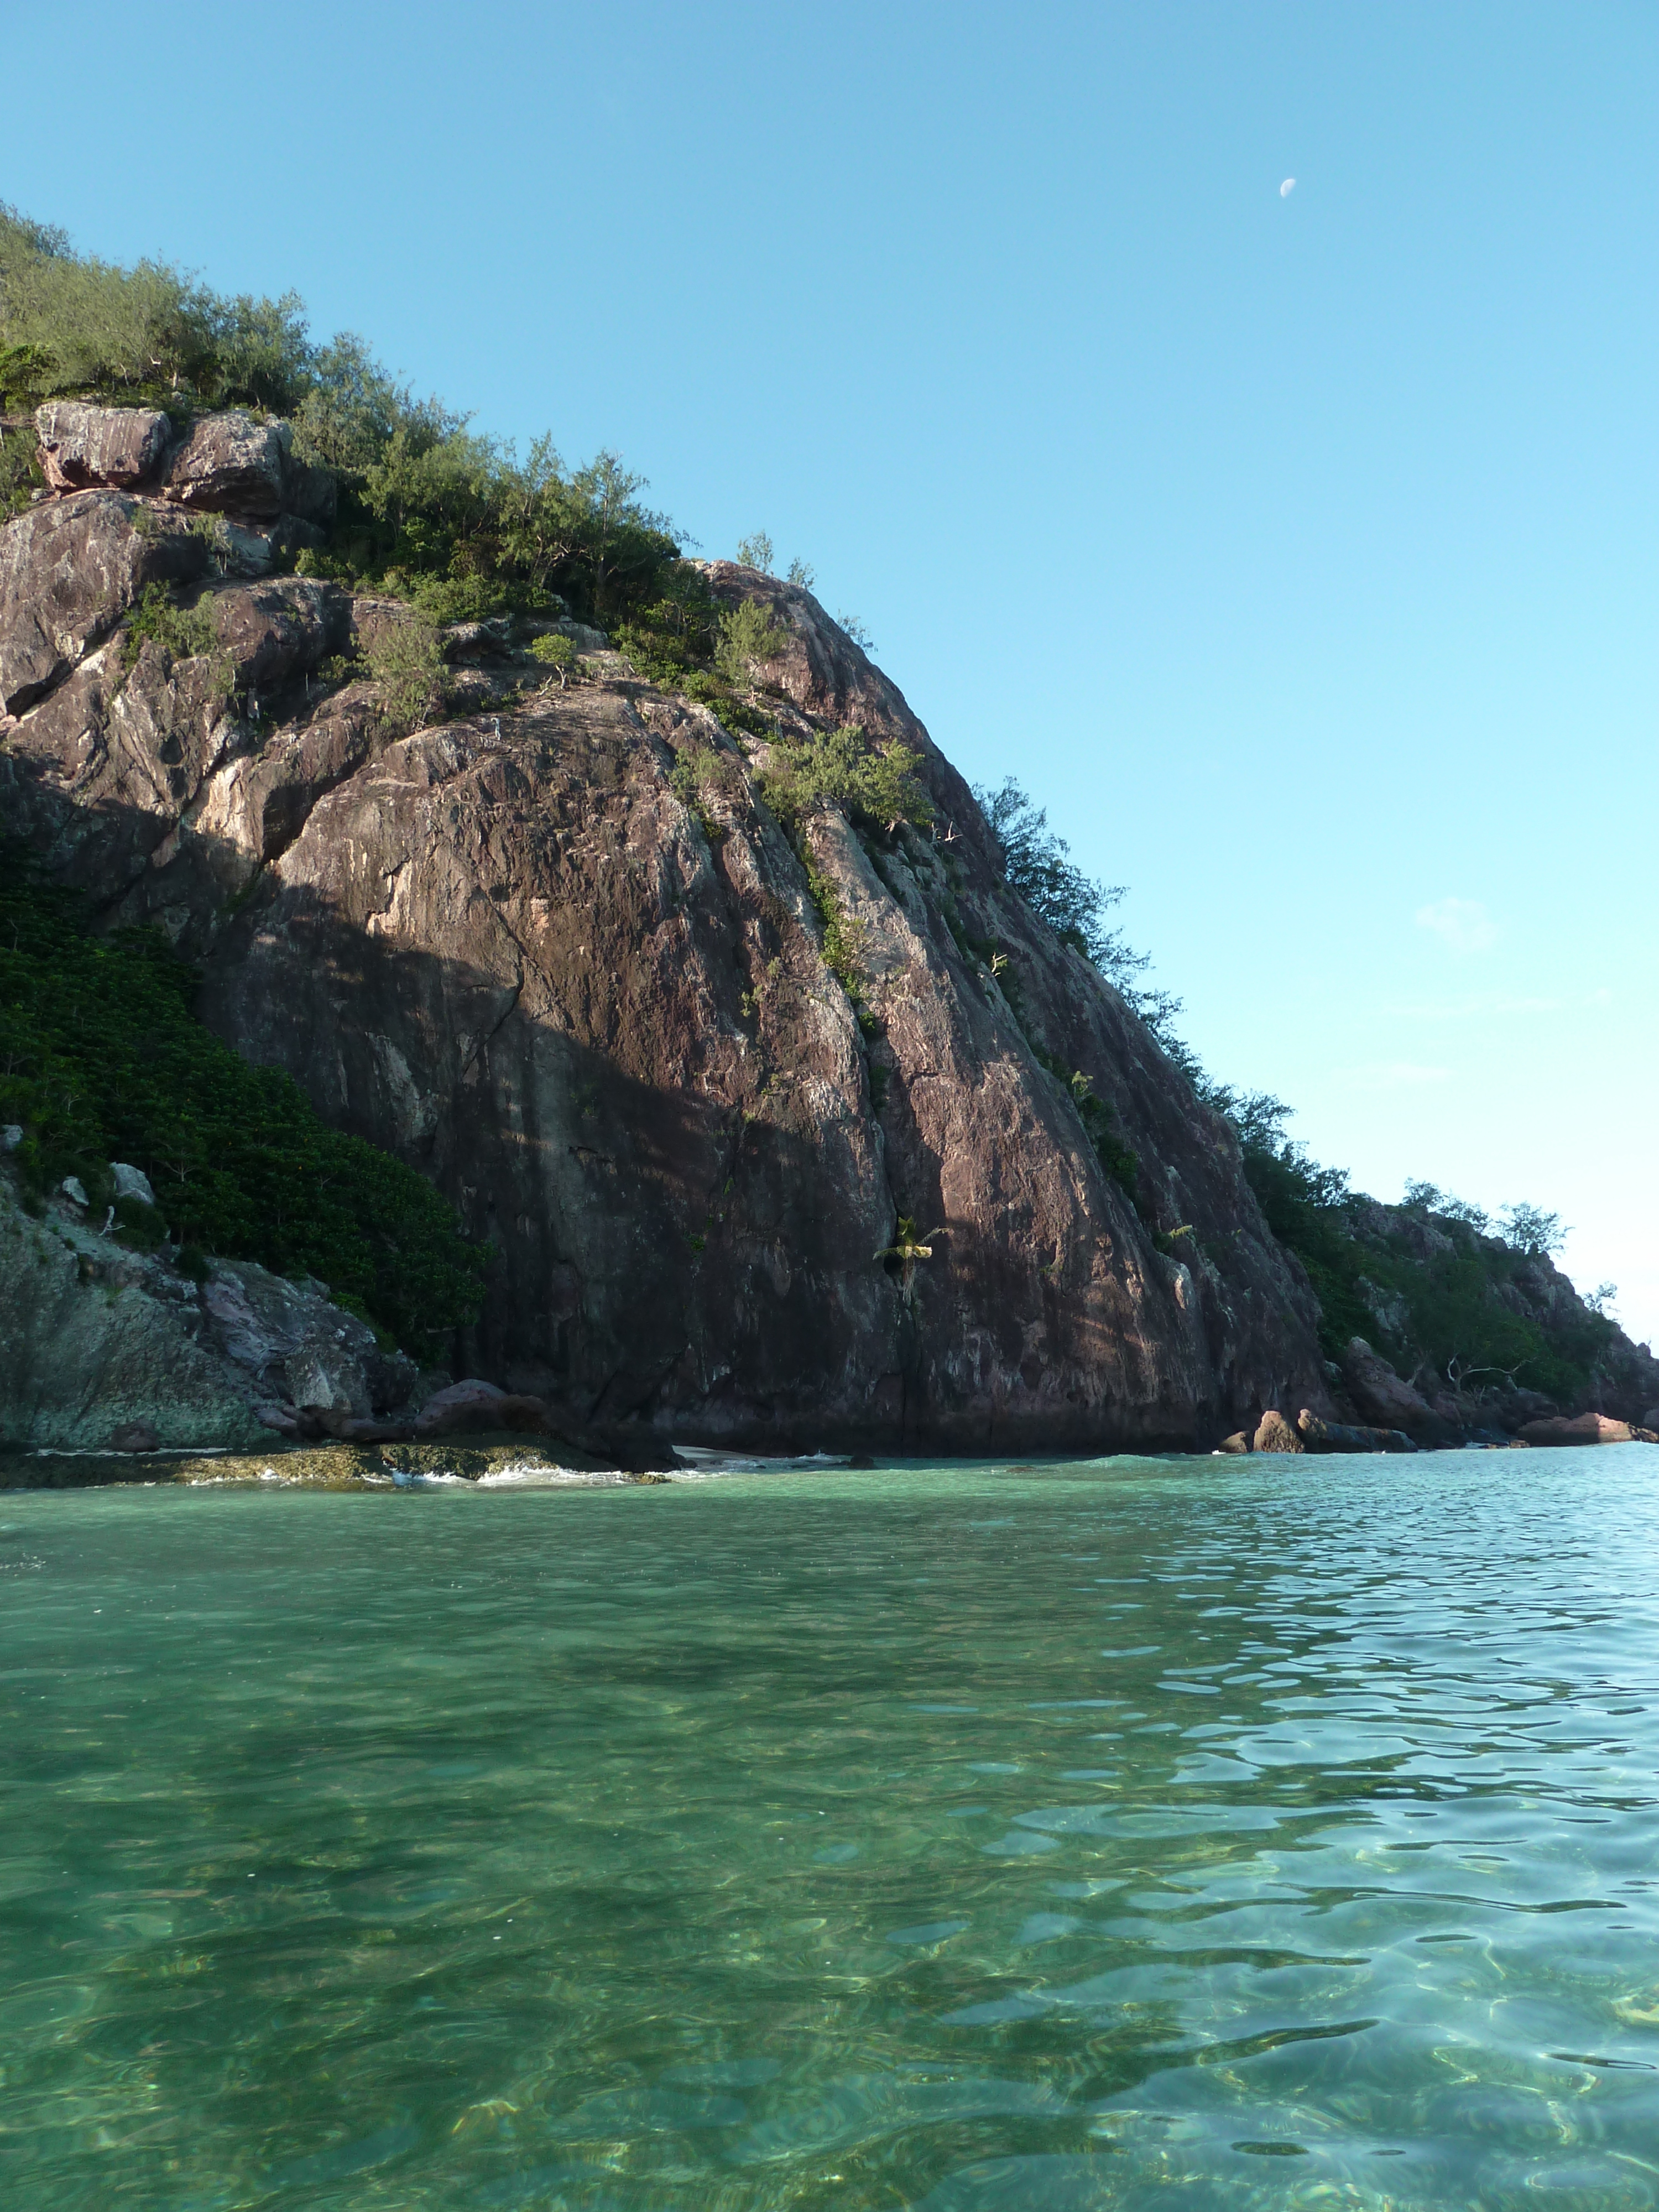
(1216, 1430, 1253, 1453)
(1254, 1409, 1304, 1454)
(35, 401, 174, 492)
(415, 1379, 552, 1436)
(161, 411, 289, 516)
(1519, 1411, 1636, 1447)
(1340, 1337, 1455, 1444)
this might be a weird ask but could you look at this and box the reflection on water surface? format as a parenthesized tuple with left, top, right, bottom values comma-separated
(2, 1449, 1658, 2208)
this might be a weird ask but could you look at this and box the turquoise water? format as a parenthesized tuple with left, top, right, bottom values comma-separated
(3, 1452, 1658, 2209)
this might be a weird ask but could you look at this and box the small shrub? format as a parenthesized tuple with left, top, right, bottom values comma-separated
(669, 743, 726, 843)
(0, 418, 42, 517)
(804, 855, 867, 1000)
(530, 632, 577, 686)
(122, 582, 220, 671)
(735, 531, 774, 572)
(759, 723, 933, 836)
(714, 599, 789, 685)
(366, 617, 447, 731)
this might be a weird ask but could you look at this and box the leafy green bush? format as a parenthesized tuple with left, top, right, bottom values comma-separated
(0, 858, 486, 1356)
(530, 632, 577, 686)
(121, 582, 222, 674)
(760, 723, 933, 836)
(0, 204, 313, 411)
(0, 413, 42, 516)
(715, 599, 789, 685)
(364, 617, 447, 732)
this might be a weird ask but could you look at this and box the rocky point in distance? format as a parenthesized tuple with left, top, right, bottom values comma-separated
(2, 397, 1655, 1465)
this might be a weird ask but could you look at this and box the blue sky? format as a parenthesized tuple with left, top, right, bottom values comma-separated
(6, 1, 1655, 1339)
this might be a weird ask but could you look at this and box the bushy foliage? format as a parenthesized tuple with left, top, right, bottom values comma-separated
(611, 567, 723, 687)
(1, 205, 686, 635)
(0, 204, 314, 411)
(760, 723, 933, 836)
(0, 858, 486, 1356)
(1497, 1201, 1566, 1256)
(120, 582, 222, 674)
(1230, 1106, 1605, 1395)
(735, 530, 774, 572)
(0, 414, 42, 517)
(529, 632, 577, 686)
(364, 617, 448, 732)
(714, 598, 789, 685)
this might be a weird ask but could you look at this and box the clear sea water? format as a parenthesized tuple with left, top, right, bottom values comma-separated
(3, 1448, 1658, 2210)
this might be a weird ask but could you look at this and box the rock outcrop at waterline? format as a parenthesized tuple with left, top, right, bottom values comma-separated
(1, 405, 1342, 1453)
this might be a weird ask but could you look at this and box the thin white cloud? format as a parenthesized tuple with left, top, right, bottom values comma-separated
(1415, 896, 1499, 953)
(1331, 1061, 1451, 1092)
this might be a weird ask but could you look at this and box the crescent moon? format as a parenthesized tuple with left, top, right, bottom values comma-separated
(1280, 178, 1296, 197)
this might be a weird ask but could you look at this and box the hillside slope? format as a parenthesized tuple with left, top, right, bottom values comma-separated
(0, 403, 1335, 1453)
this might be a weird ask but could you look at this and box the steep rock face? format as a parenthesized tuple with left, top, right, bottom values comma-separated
(1, 411, 1341, 1452)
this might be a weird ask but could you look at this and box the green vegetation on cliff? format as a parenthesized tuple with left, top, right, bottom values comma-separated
(1234, 1105, 1611, 1400)
(981, 778, 1612, 1402)
(1, 202, 684, 632)
(0, 862, 487, 1355)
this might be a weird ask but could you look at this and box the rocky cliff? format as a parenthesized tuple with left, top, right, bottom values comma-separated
(0, 401, 1348, 1455)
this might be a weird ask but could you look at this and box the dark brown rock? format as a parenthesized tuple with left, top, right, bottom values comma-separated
(210, 577, 351, 695)
(1254, 1409, 1304, 1454)
(1298, 1408, 1416, 1453)
(35, 402, 173, 492)
(0, 491, 208, 714)
(110, 1419, 160, 1453)
(1340, 1337, 1455, 1444)
(414, 1378, 554, 1436)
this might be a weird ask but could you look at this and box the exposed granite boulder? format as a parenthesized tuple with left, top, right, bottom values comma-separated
(1254, 1409, 1304, 1453)
(1216, 1430, 1253, 1453)
(0, 490, 208, 714)
(1, 576, 358, 914)
(1517, 1411, 1650, 1447)
(35, 401, 173, 493)
(160, 410, 289, 516)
